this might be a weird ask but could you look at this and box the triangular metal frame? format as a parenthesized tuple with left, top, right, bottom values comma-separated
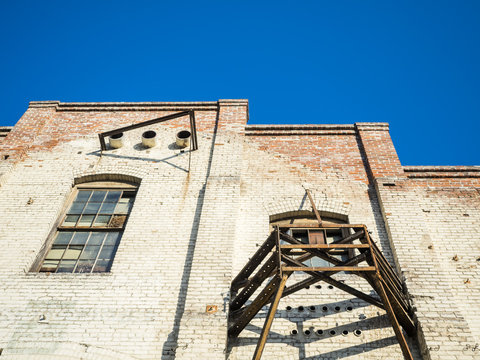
(228, 224, 416, 360)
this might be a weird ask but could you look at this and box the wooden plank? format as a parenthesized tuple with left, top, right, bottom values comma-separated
(280, 244, 370, 249)
(364, 231, 415, 359)
(280, 232, 341, 266)
(281, 254, 384, 309)
(252, 274, 288, 360)
(282, 266, 376, 272)
(308, 230, 325, 244)
(330, 229, 365, 245)
(306, 189, 322, 225)
(373, 276, 414, 360)
(276, 226, 282, 278)
(230, 254, 278, 311)
(362, 229, 403, 291)
(367, 273, 415, 335)
(231, 231, 276, 290)
(281, 252, 368, 297)
(282, 276, 321, 298)
(228, 274, 291, 338)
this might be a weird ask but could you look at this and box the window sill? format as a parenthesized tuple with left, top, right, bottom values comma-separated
(25, 271, 114, 277)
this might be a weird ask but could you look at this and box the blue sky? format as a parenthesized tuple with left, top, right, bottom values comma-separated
(1, 1, 478, 165)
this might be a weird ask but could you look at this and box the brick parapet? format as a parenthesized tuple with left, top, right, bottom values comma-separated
(404, 166, 480, 179)
(355, 122, 405, 180)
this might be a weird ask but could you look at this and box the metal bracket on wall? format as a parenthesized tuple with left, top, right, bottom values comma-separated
(97, 110, 198, 152)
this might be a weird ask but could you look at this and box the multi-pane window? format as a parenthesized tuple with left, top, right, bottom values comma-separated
(288, 228, 351, 268)
(37, 185, 136, 273)
(271, 215, 352, 270)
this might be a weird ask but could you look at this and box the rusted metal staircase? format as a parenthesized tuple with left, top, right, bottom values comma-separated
(228, 193, 416, 360)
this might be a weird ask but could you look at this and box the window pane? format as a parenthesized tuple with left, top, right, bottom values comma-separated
(78, 215, 94, 226)
(63, 215, 79, 226)
(93, 259, 111, 273)
(63, 246, 82, 260)
(114, 200, 131, 214)
(94, 215, 111, 227)
(83, 202, 101, 214)
(70, 232, 89, 245)
(302, 259, 312, 267)
(75, 260, 94, 273)
(311, 257, 330, 267)
(105, 232, 121, 246)
(90, 191, 107, 202)
(67, 202, 86, 214)
(40, 260, 59, 272)
(87, 232, 105, 245)
(99, 245, 115, 260)
(99, 202, 116, 214)
(53, 232, 73, 245)
(75, 190, 92, 202)
(45, 247, 66, 260)
(80, 245, 101, 260)
(105, 191, 122, 203)
(57, 260, 76, 273)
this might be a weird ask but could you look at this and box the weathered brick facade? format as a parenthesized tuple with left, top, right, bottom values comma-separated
(0, 100, 478, 359)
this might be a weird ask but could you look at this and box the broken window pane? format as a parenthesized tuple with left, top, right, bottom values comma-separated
(326, 230, 343, 243)
(75, 260, 94, 273)
(109, 215, 126, 228)
(292, 230, 309, 244)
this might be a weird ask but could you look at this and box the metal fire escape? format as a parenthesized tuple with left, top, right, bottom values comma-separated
(228, 191, 416, 360)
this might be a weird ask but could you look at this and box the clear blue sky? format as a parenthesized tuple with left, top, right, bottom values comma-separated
(1, 1, 479, 165)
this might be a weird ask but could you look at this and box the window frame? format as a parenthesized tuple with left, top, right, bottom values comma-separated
(31, 181, 137, 274)
(270, 214, 354, 270)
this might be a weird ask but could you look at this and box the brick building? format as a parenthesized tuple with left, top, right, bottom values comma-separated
(0, 99, 478, 360)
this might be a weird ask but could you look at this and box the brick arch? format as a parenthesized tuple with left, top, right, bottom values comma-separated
(74, 173, 142, 186)
(72, 166, 147, 186)
(263, 195, 352, 221)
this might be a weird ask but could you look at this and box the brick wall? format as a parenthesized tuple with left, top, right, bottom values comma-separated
(0, 99, 478, 359)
